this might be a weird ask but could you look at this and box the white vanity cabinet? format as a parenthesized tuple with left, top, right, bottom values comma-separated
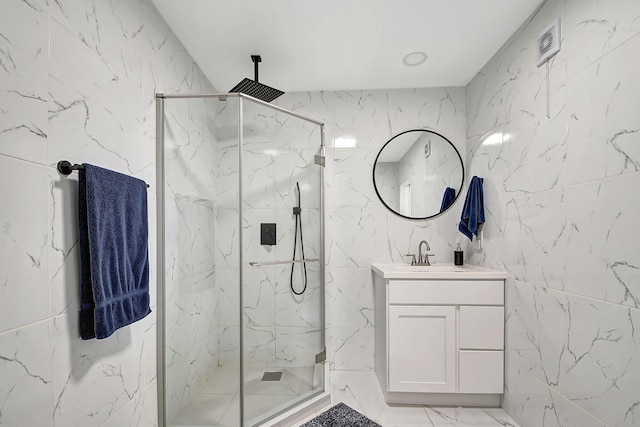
(371, 264, 507, 406)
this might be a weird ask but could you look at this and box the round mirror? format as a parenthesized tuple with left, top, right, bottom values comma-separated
(373, 129, 464, 219)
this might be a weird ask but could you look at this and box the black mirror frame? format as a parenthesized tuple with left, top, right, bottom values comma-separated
(372, 129, 465, 220)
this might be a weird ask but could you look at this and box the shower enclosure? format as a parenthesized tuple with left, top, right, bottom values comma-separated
(156, 93, 326, 427)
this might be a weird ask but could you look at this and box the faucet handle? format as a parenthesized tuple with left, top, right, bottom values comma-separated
(404, 254, 417, 265)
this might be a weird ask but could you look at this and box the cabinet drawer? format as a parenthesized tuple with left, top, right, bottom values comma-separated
(458, 350, 504, 393)
(459, 306, 504, 350)
(389, 280, 503, 305)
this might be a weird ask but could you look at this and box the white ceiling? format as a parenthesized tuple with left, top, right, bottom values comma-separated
(151, 0, 545, 93)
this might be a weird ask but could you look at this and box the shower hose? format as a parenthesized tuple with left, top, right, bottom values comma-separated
(290, 182, 308, 295)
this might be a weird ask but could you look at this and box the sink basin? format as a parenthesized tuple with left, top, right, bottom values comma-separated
(390, 264, 467, 273)
(371, 263, 507, 280)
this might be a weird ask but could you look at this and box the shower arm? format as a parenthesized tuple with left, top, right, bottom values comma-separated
(252, 54, 260, 82)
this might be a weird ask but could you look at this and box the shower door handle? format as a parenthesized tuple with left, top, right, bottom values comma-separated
(249, 258, 319, 267)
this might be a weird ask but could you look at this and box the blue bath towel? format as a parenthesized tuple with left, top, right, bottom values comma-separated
(78, 164, 150, 340)
(439, 187, 456, 213)
(458, 176, 485, 241)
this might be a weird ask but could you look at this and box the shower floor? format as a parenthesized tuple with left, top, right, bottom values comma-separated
(170, 365, 316, 427)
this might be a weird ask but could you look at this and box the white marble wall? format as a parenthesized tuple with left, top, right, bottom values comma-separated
(465, 0, 640, 426)
(0, 0, 213, 425)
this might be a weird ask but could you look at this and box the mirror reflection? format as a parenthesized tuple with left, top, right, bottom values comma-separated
(373, 129, 464, 219)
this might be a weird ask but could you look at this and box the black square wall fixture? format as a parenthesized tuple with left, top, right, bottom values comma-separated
(261, 223, 276, 246)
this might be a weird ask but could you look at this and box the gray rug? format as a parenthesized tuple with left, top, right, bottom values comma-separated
(301, 402, 382, 427)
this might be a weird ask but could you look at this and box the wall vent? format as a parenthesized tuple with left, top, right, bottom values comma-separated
(537, 18, 561, 67)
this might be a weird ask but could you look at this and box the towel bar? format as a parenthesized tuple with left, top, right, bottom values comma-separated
(249, 258, 319, 267)
(57, 160, 150, 188)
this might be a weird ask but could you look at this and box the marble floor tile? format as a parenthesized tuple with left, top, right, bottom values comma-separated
(329, 371, 520, 427)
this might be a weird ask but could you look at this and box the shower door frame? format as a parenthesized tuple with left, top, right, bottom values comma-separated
(155, 92, 326, 427)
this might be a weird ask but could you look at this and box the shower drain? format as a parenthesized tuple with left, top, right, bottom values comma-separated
(261, 371, 283, 382)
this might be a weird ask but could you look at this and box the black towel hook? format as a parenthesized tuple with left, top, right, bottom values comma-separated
(56, 160, 150, 188)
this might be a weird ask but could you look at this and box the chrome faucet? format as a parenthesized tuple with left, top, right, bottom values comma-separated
(417, 240, 434, 265)
(404, 240, 435, 266)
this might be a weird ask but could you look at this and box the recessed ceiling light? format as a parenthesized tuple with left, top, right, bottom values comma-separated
(402, 51, 428, 67)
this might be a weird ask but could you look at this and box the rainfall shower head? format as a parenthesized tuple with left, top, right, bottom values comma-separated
(229, 55, 284, 103)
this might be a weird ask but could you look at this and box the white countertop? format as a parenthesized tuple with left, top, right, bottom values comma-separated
(371, 263, 507, 280)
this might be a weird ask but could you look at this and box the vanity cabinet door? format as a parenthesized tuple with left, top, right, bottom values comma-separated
(388, 305, 456, 393)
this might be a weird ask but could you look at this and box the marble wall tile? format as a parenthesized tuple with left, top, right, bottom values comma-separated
(275, 327, 322, 367)
(189, 287, 218, 390)
(242, 267, 276, 328)
(51, 313, 147, 427)
(506, 280, 570, 389)
(165, 347, 191, 422)
(0, 0, 48, 163)
(326, 268, 374, 328)
(214, 208, 240, 267)
(101, 382, 158, 427)
(503, 362, 605, 427)
(218, 325, 241, 367)
(326, 207, 389, 268)
(275, 265, 322, 328)
(327, 326, 375, 371)
(557, 298, 640, 426)
(48, 21, 153, 184)
(566, 33, 640, 185)
(501, 189, 569, 291)
(50, 0, 147, 84)
(216, 267, 240, 328)
(387, 88, 467, 144)
(333, 90, 392, 148)
(564, 0, 640, 77)
(163, 98, 217, 200)
(273, 91, 335, 143)
(566, 175, 640, 307)
(166, 196, 215, 280)
(243, 326, 276, 367)
(0, 157, 50, 331)
(165, 276, 194, 368)
(501, 90, 569, 195)
(331, 148, 379, 208)
(0, 320, 53, 427)
(506, 271, 640, 426)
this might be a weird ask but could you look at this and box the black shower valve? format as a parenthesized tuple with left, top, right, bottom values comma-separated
(293, 206, 301, 215)
(260, 223, 276, 246)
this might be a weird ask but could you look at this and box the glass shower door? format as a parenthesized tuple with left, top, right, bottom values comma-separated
(239, 97, 325, 426)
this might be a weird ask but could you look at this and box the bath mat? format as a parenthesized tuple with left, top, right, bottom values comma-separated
(261, 371, 283, 381)
(301, 402, 381, 427)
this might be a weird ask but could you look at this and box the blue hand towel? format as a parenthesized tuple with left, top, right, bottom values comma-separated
(78, 164, 151, 340)
(439, 187, 456, 213)
(458, 176, 485, 241)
